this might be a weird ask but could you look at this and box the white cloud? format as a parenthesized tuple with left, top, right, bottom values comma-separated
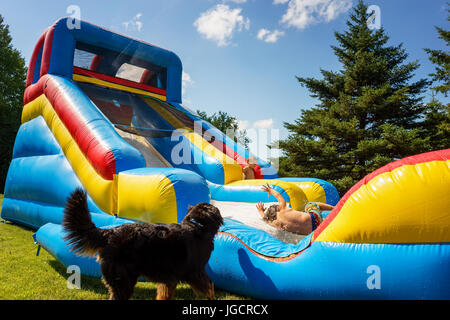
(237, 119, 274, 130)
(273, 0, 289, 4)
(257, 28, 285, 43)
(221, 0, 247, 3)
(182, 71, 194, 97)
(238, 120, 249, 130)
(194, 4, 250, 47)
(280, 0, 352, 30)
(123, 13, 143, 32)
(253, 119, 274, 129)
(135, 21, 143, 31)
(257, 29, 270, 39)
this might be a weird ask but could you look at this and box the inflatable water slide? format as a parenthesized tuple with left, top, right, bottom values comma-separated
(2, 18, 449, 299)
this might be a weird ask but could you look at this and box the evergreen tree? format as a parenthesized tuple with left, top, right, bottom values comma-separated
(278, 1, 430, 195)
(0, 14, 27, 193)
(422, 95, 449, 150)
(424, 7, 450, 96)
(423, 6, 450, 150)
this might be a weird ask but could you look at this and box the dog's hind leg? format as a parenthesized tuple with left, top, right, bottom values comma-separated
(100, 262, 138, 300)
(206, 279, 216, 300)
(187, 272, 216, 300)
(156, 282, 177, 300)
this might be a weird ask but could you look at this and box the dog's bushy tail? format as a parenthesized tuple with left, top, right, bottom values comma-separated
(62, 188, 107, 256)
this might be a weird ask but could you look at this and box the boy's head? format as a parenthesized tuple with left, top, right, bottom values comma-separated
(264, 204, 279, 222)
(248, 156, 257, 169)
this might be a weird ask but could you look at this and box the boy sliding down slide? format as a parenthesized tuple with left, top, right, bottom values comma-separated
(256, 184, 334, 235)
(242, 156, 258, 180)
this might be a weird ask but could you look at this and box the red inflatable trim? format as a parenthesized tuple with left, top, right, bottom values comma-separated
(44, 77, 116, 180)
(26, 30, 47, 87)
(218, 231, 307, 261)
(139, 69, 154, 84)
(24, 76, 47, 105)
(24, 75, 116, 180)
(89, 55, 103, 71)
(253, 165, 264, 179)
(73, 67, 167, 96)
(40, 25, 55, 77)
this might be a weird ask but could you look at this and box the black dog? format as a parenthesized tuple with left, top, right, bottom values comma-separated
(62, 188, 223, 300)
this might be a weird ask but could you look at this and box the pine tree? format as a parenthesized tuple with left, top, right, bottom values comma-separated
(0, 14, 27, 193)
(278, 1, 430, 195)
(422, 95, 449, 150)
(422, 6, 450, 150)
(424, 7, 450, 96)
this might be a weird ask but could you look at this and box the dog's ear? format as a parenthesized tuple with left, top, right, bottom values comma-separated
(187, 203, 223, 231)
(186, 205, 194, 216)
(182, 204, 194, 222)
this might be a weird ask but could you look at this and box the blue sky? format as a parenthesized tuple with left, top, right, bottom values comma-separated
(1, 0, 448, 159)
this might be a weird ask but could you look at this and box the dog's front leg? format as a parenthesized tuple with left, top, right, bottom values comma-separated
(156, 282, 177, 300)
(188, 275, 216, 300)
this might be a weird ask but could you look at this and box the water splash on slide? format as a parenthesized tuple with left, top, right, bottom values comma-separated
(211, 200, 304, 244)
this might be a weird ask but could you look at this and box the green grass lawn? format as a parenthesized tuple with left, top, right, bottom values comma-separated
(0, 194, 247, 300)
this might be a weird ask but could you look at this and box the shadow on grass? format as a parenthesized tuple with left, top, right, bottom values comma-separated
(48, 259, 243, 300)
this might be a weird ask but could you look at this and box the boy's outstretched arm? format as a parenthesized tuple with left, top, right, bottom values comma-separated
(262, 184, 287, 210)
(256, 202, 266, 219)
